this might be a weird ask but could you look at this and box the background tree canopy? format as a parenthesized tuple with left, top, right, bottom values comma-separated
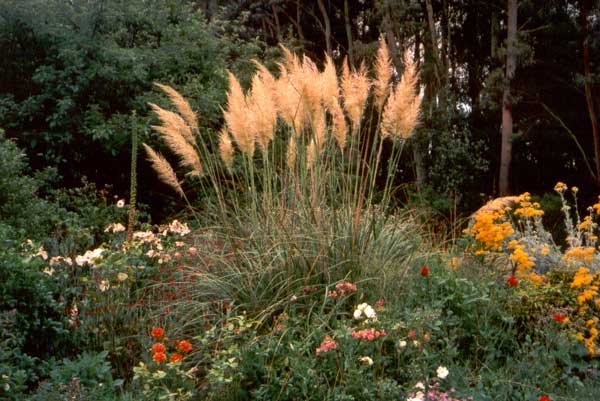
(0, 0, 598, 219)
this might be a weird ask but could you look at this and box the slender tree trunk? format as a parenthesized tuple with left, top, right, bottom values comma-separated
(413, 32, 426, 187)
(272, 5, 282, 42)
(581, 0, 600, 186)
(296, 0, 304, 40)
(316, 0, 332, 56)
(491, 9, 499, 59)
(382, 7, 402, 67)
(344, 0, 354, 66)
(499, 0, 517, 195)
(425, 0, 442, 87)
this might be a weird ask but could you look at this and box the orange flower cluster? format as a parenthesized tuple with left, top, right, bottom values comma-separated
(149, 326, 193, 363)
(328, 281, 358, 299)
(351, 328, 387, 341)
(315, 335, 338, 355)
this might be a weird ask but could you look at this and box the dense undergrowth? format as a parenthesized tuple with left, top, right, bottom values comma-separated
(1, 38, 599, 401)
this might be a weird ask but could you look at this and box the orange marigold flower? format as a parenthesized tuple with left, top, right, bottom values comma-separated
(151, 327, 165, 338)
(177, 340, 192, 353)
(170, 353, 183, 363)
(151, 342, 166, 353)
(152, 352, 167, 363)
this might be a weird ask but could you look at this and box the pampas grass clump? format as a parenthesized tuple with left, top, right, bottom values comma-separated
(143, 37, 428, 324)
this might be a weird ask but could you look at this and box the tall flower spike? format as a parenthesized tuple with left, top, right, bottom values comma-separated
(224, 71, 255, 156)
(341, 58, 371, 135)
(373, 35, 393, 110)
(143, 144, 184, 197)
(381, 51, 421, 140)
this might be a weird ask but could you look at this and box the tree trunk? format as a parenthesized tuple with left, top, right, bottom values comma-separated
(316, 0, 332, 56)
(499, 0, 517, 195)
(581, 0, 600, 186)
(344, 0, 354, 66)
(425, 0, 442, 87)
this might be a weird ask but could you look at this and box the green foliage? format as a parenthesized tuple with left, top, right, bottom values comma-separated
(29, 351, 123, 401)
(0, 131, 61, 240)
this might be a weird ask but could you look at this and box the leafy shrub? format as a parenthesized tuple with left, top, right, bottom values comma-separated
(29, 351, 122, 401)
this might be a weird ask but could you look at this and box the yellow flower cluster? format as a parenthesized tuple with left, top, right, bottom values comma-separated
(571, 267, 595, 288)
(513, 193, 544, 218)
(508, 240, 542, 284)
(576, 319, 599, 356)
(592, 196, 600, 214)
(467, 209, 514, 253)
(554, 181, 567, 193)
(570, 267, 600, 355)
(563, 246, 595, 265)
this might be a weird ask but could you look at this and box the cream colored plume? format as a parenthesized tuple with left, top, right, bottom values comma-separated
(341, 59, 371, 134)
(286, 138, 297, 169)
(274, 62, 307, 135)
(247, 71, 277, 152)
(143, 144, 184, 197)
(150, 124, 202, 176)
(381, 52, 421, 140)
(373, 35, 393, 110)
(148, 103, 195, 145)
(223, 71, 255, 156)
(219, 129, 234, 172)
(154, 83, 199, 135)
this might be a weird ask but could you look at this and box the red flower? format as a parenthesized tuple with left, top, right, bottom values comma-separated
(152, 352, 167, 363)
(507, 275, 519, 287)
(553, 313, 567, 323)
(177, 340, 192, 353)
(151, 327, 165, 338)
(538, 395, 551, 401)
(420, 266, 429, 277)
(151, 342, 166, 353)
(170, 353, 183, 363)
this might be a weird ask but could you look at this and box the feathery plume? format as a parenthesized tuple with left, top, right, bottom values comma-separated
(286, 138, 297, 169)
(320, 54, 340, 110)
(219, 129, 234, 172)
(143, 144, 184, 197)
(154, 83, 199, 135)
(150, 124, 203, 176)
(373, 35, 393, 110)
(224, 71, 255, 155)
(274, 63, 306, 135)
(312, 106, 327, 150)
(300, 54, 323, 115)
(306, 139, 318, 169)
(149, 103, 195, 145)
(341, 58, 371, 134)
(381, 51, 421, 140)
(330, 100, 348, 150)
(248, 71, 277, 152)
